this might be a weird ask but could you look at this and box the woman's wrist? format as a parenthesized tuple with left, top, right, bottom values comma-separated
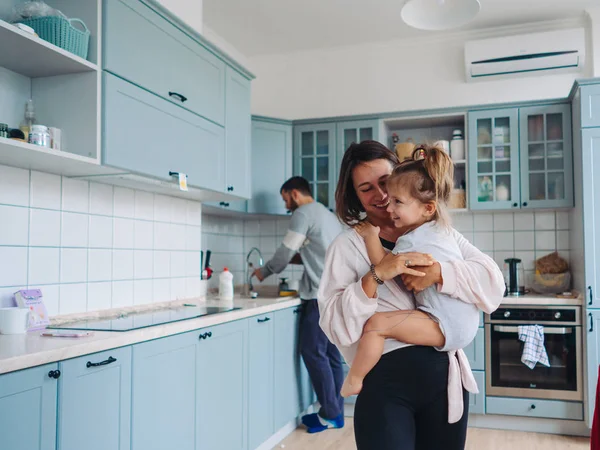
(361, 273, 379, 298)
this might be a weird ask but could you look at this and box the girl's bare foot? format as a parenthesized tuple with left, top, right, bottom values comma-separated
(340, 375, 363, 398)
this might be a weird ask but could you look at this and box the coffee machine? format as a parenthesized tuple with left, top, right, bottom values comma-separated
(503, 258, 525, 296)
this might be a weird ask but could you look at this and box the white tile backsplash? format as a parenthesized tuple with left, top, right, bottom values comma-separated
(473, 213, 493, 231)
(535, 211, 556, 230)
(62, 179, 89, 213)
(0, 205, 29, 245)
(556, 211, 570, 230)
(493, 213, 514, 231)
(30, 171, 61, 210)
(30, 209, 61, 247)
(0, 165, 29, 206)
(473, 232, 494, 251)
(29, 247, 60, 285)
(0, 164, 204, 316)
(535, 231, 556, 251)
(493, 232, 514, 251)
(514, 231, 535, 251)
(514, 212, 534, 230)
(61, 212, 88, 248)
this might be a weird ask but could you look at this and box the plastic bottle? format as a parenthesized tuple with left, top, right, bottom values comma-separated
(19, 99, 35, 143)
(218, 267, 234, 300)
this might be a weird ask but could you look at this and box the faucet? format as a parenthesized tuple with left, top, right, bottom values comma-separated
(246, 247, 264, 298)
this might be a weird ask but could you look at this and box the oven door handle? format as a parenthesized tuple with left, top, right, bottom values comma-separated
(493, 325, 572, 335)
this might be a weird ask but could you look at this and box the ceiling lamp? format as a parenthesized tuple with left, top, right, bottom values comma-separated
(401, 0, 481, 31)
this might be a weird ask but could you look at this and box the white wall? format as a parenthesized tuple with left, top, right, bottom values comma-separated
(157, 0, 203, 35)
(249, 19, 592, 120)
(587, 7, 600, 76)
(203, 25, 253, 72)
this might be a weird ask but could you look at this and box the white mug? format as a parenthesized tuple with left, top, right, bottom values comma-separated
(0, 307, 30, 334)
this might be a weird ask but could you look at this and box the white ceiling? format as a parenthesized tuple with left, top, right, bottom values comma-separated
(203, 0, 597, 56)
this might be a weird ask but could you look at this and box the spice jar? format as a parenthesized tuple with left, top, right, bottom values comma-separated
(29, 125, 50, 147)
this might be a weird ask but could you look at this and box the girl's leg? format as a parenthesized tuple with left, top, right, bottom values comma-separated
(341, 310, 444, 397)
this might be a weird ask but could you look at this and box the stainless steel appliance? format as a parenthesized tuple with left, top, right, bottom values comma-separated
(485, 305, 582, 401)
(503, 258, 525, 296)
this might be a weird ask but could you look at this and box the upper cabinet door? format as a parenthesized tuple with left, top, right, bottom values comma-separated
(0, 364, 58, 450)
(583, 128, 600, 309)
(103, 73, 225, 191)
(103, 0, 226, 125)
(58, 347, 132, 450)
(468, 109, 520, 211)
(581, 84, 600, 128)
(294, 124, 337, 210)
(336, 119, 380, 165)
(520, 104, 573, 209)
(224, 67, 252, 198)
(248, 120, 293, 215)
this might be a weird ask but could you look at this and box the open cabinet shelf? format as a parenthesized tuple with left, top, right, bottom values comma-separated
(0, 19, 98, 77)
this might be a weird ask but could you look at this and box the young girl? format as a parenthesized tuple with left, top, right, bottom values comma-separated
(340, 145, 480, 404)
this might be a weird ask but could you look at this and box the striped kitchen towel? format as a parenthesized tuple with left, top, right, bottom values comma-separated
(518, 325, 550, 369)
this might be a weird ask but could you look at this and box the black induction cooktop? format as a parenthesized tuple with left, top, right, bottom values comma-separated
(47, 305, 241, 332)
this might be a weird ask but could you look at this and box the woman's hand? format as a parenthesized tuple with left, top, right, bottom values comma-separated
(401, 262, 443, 293)
(354, 221, 380, 241)
(373, 252, 434, 281)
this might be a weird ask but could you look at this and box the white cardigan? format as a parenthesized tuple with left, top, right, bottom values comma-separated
(317, 228, 505, 422)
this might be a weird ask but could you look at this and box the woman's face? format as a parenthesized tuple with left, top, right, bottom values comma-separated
(352, 159, 394, 222)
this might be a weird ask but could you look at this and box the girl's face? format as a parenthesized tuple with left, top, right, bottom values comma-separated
(386, 185, 435, 232)
(352, 159, 394, 223)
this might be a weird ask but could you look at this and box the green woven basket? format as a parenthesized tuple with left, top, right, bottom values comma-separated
(20, 16, 90, 60)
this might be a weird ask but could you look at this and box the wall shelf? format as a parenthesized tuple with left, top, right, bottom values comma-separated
(0, 19, 98, 78)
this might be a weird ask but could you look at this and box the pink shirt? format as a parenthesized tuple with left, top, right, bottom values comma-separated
(317, 228, 505, 422)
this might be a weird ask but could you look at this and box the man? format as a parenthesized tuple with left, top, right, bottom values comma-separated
(253, 176, 344, 433)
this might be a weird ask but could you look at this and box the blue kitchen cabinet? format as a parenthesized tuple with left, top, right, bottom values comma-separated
(486, 397, 583, 421)
(273, 306, 314, 431)
(196, 319, 248, 450)
(519, 104, 573, 209)
(336, 119, 380, 164)
(131, 332, 198, 450)
(470, 371, 485, 415)
(468, 108, 520, 211)
(58, 347, 131, 450)
(580, 84, 600, 128)
(464, 328, 485, 371)
(582, 127, 600, 309)
(294, 124, 337, 210)
(247, 118, 293, 215)
(248, 314, 275, 449)
(103, 73, 225, 192)
(0, 364, 58, 450)
(103, 0, 226, 125)
(224, 67, 252, 199)
(587, 311, 600, 427)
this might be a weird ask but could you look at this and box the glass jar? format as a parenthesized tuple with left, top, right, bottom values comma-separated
(29, 125, 50, 148)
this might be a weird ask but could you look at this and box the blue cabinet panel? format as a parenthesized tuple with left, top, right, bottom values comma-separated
(248, 119, 293, 215)
(58, 347, 132, 450)
(131, 332, 198, 450)
(486, 396, 583, 421)
(103, 73, 225, 192)
(586, 311, 600, 427)
(580, 84, 600, 128)
(103, 0, 225, 125)
(583, 128, 600, 309)
(464, 328, 485, 371)
(196, 319, 248, 450)
(248, 314, 275, 449)
(0, 364, 58, 450)
(470, 371, 485, 415)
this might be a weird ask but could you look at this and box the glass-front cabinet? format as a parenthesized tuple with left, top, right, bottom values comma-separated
(336, 119, 380, 164)
(294, 124, 336, 210)
(519, 104, 573, 208)
(468, 108, 520, 210)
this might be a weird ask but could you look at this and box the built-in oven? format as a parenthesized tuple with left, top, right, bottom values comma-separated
(485, 305, 582, 401)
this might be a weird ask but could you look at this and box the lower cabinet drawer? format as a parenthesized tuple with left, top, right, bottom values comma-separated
(469, 371, 485, 415)
(486, 397, 583, 421)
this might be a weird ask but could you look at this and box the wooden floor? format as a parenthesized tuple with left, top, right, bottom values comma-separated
(274, 423, 589, 450)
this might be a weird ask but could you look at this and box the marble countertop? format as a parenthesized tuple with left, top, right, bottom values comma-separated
(500, 293, 583, 306)
(0, 295, 301, 375)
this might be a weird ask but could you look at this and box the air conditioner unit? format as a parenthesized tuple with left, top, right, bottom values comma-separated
(465, 28, 585, 81)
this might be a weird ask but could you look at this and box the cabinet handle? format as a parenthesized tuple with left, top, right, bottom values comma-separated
(589, 286, 594, 306)
(257, 317, 271, 323)
(590, 313, 594, 333)
(48, 370, 61, 379)
(293, 307, 301, 314)
(512, 203, 518, 208)
(530, 404, 536, 410)
(86, 356, 117, 368)
(168, 91, 188, 103)
(227, 186, 234, 192)
(522, 202, 528, 207)
(219, 202, 230, 207)
(199, 331, 213, 340)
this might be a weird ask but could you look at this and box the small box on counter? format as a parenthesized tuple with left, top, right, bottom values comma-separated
(14, 289, 50, 331)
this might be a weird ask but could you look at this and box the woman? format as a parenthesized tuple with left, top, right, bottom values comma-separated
(317, 141, 504, 450)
